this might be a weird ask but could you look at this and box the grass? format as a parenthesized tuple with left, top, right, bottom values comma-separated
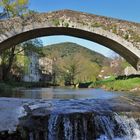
(89, 76, 115, 87)
(90, 77, 140, 91)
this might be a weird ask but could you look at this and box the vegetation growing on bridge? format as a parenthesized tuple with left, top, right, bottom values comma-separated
(52, 19, 60, 26)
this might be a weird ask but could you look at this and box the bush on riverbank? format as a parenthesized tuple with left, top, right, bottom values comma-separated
(5, 81, 53, 88)
(0, 83, 12, 92)
(90, 77, 140, 91)
(89, 76, 115, 87)
(0, 81, 53, 93)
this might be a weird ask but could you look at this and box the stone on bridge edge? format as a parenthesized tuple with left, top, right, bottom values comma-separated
(137, 60, 140, 71)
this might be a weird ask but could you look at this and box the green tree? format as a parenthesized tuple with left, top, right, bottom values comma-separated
(22, 39, 43, 56)
(0, 0, 29, 81)
(41, 42, 106, 85)
(47, 51, 61, 85)
(60, 54, 81, 85)
(14, 39, 43, 80)
(0, 0, 29, 17)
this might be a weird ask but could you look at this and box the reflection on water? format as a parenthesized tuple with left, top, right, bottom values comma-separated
(0, 88, 122, 99)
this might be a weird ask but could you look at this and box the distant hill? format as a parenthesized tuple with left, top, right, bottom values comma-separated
(43, 42, 109, 66)
(42, 42, 110, 84)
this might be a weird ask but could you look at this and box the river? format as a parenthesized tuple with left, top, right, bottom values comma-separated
(0, 88, 140, 140)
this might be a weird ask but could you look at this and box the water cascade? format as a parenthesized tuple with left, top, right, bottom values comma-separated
(17, 112, 140, 140)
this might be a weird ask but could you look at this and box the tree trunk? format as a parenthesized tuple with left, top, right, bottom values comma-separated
(2, 46, 16, 81)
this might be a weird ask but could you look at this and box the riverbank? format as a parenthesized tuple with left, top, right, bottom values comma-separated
(0, 76, 140, 93)
(90, 77, 140, 92)
(0, 81, 54, 93)
(0, 83, 12, 93)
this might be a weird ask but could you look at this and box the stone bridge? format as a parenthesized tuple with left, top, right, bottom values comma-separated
(0, 10, 140, 70)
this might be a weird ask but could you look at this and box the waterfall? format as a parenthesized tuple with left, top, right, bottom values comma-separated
(63, 117, 73, 140)
(16, 112, 140, 140)
(48, 115, 59, 140)
(96, 113, 140, 140)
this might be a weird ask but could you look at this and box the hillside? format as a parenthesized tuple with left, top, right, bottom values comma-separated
(42, 42, 110, 85)
(43, 42, 109, 66)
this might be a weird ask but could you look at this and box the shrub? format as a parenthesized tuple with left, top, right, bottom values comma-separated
(52, 19, 60, 26)
(0, 83, 12, 92)
(64, 22, 69, 27)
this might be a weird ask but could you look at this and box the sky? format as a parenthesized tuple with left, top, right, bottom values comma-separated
(11, 0, 140, 57)
(29, 0, 140, 22)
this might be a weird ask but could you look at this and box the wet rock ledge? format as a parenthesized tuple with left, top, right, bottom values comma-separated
(0, 97, 140, 140)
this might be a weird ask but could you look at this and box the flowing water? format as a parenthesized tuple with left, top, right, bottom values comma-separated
(0, 88, 121, 99)
(0, 88, 140, 140)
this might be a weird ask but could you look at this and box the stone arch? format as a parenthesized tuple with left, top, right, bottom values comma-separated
(0, 10, 140, 70)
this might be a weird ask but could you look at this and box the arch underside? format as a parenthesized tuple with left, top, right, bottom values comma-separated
(0, 27, 139, 69)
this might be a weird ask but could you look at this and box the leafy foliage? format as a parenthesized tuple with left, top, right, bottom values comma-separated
(42, 42, 109, 85)
(0, 0, 29, 17)
(22, 39, 43, 56)
(0, 0, 29, 81)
